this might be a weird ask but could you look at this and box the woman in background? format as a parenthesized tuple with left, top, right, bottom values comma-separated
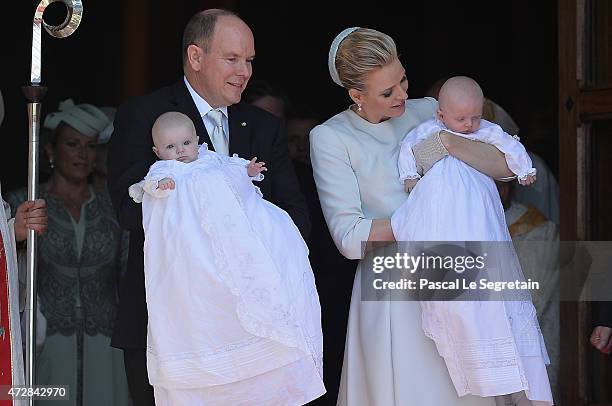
(6, 99, 130, 406)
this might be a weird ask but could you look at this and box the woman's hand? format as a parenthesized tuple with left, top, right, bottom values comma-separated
(367, 219, 395, 242)
(412, 131, 449, 175)
(14, 199, 48, 242)
(404, 178, 419, 193)
(439, 131, 514, 179)
(363, 219, 398, 255)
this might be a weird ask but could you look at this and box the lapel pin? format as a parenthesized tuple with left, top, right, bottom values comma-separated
(241, 122, 247, 127)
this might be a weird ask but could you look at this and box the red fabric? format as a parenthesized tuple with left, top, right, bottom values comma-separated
(0, 231, 14, 405)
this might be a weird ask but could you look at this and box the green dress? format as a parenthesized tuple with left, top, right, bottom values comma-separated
(6, 184, 130, 406)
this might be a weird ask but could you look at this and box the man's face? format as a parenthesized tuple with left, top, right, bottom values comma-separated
(190, 16, 255, 108)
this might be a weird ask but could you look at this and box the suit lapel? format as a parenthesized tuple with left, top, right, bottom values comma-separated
(169, 81, 213, 148)
(228, 103, 252, 159)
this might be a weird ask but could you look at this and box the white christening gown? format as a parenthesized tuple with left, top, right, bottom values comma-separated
(130, 144, 325, 405)
(311, 99, 502, 406)
(391, 119, 553, 404)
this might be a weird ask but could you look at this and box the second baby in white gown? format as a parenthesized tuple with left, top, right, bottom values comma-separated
(391, 77, 553, 405)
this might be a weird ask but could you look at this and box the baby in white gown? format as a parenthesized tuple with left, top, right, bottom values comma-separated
(391, 77, 553, 405)
(129, 112, 325, 406)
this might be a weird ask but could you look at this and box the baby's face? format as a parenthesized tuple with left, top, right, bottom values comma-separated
(438, 97, 483, 134)
(153, 127, 199, 163)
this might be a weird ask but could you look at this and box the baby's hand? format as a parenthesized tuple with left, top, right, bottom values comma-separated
(158, 177, 176, 190)
(404, 178, 419, 193)
(518, 174, 536, 186)
(247, 157, 267, 177)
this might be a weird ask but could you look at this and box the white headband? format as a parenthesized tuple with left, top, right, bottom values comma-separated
(328, 27, 360, 87)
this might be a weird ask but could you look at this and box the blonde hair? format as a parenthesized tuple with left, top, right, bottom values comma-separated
(335, 28, 398, 91)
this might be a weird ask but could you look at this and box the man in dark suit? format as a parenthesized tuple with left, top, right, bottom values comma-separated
(107, 9, 310, 405)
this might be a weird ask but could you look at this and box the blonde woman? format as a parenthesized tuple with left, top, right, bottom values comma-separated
(311, 28, 517, 405)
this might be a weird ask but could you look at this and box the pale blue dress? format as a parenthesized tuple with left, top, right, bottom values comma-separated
(310, 98, 496, 406)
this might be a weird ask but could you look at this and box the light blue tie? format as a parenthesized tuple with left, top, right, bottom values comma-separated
(207, 109, 228, 155)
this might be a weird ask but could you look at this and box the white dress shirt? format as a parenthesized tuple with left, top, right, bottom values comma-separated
(184, 77, 229, 140)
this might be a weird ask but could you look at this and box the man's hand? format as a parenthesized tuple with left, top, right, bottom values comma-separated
(14, 199, 48, 242)
(590, 326, 612, 354)
(247, 157, 267, 177)
(157, 177, 175, 190)
(518, 174, 536, 186)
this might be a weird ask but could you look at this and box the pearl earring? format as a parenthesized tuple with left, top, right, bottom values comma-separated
(49, 158, 54, 169)
(357, 104, 362, 112)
